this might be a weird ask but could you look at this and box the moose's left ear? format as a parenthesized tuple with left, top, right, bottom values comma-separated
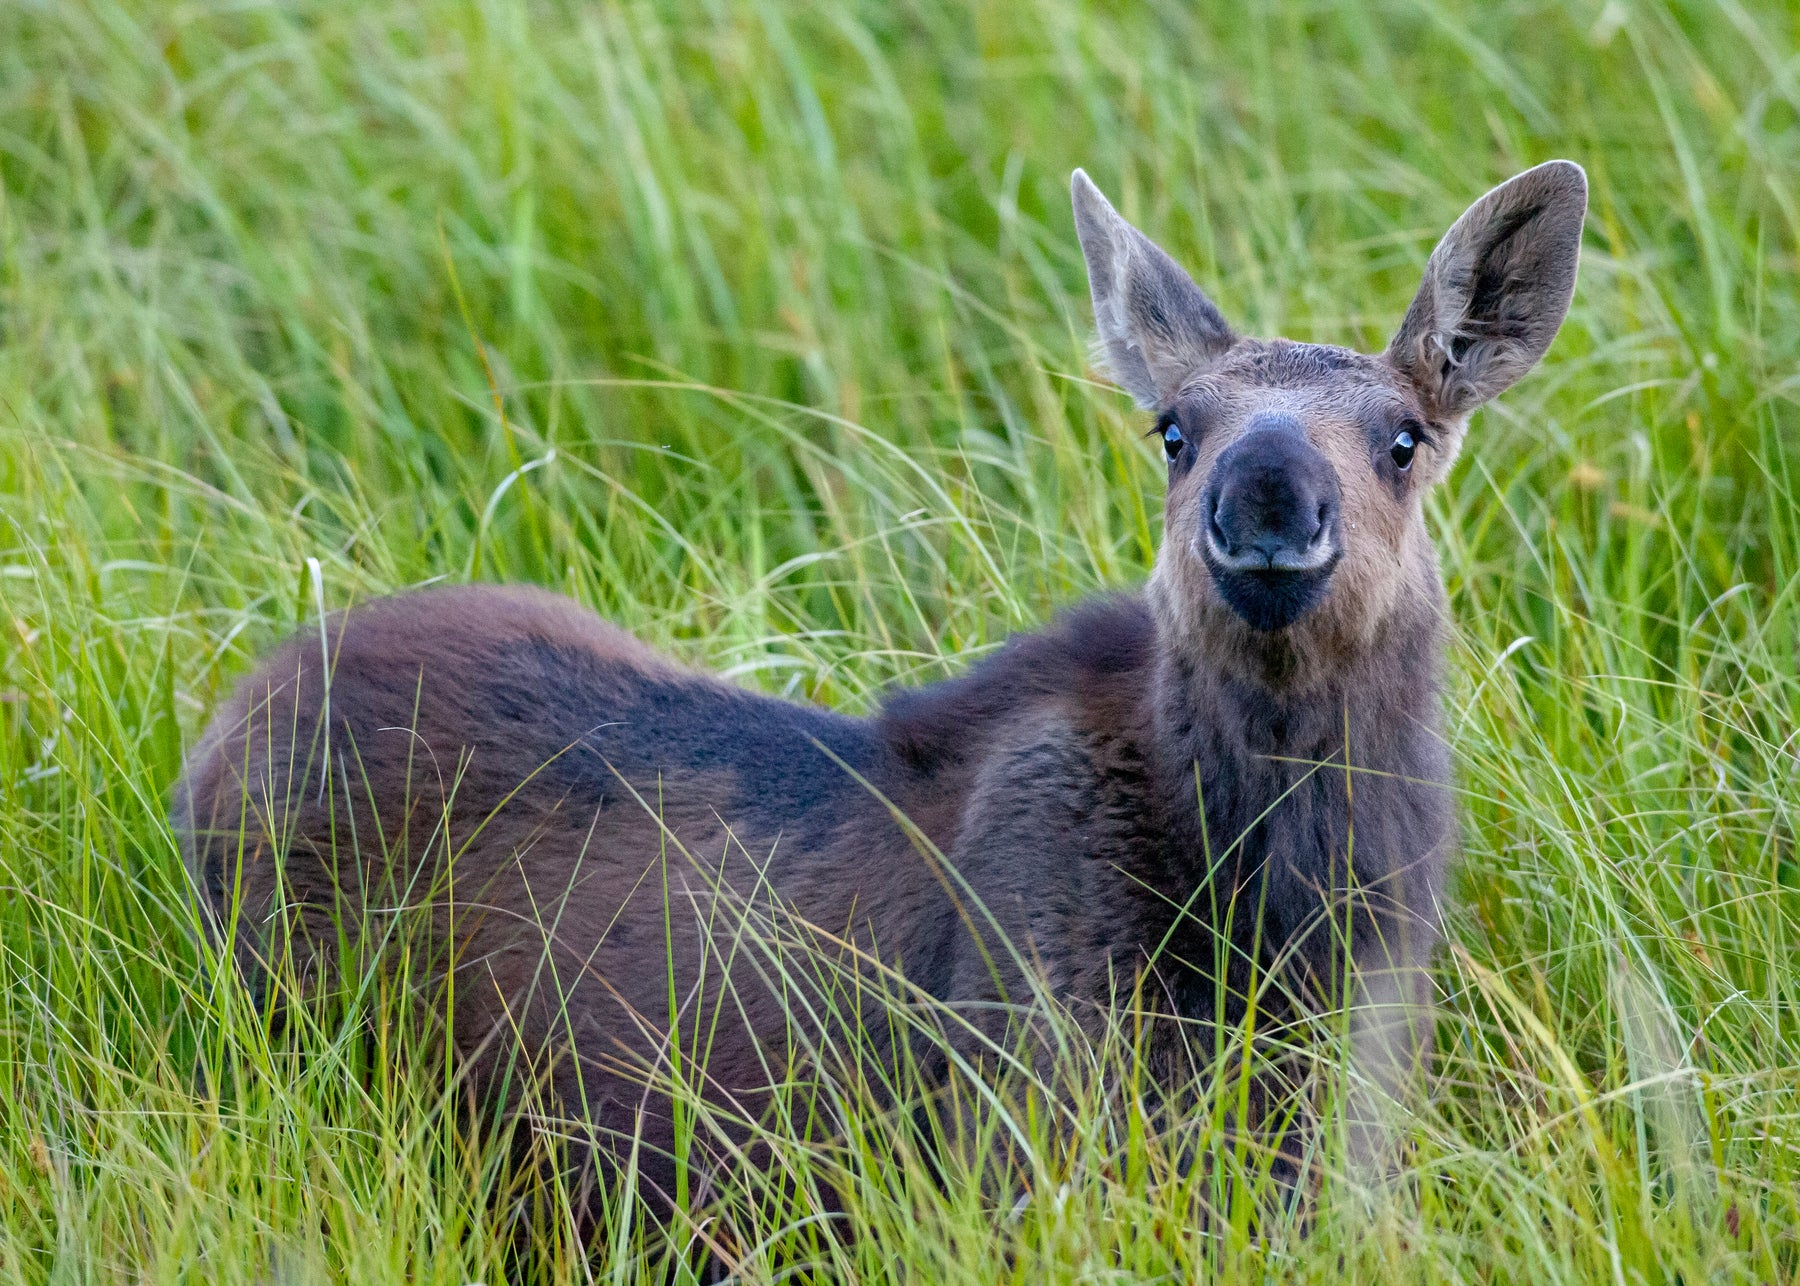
(1388, 160, 1587, 422)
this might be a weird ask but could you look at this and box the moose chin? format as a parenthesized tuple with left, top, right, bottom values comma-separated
(176, 159, 1586, 1213)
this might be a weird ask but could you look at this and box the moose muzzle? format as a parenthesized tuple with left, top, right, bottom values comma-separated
(1200, 416, 1343, 631)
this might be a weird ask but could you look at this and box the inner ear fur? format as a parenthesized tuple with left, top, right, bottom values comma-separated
(1387, 160, 1587, 422)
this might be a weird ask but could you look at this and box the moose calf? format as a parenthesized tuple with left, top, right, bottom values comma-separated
(177, 161, 1586, 1203)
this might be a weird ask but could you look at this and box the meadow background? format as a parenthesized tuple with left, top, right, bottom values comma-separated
(3, 0, 1799, 1280)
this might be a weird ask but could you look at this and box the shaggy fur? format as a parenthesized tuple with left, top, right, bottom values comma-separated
(175, 160, 1586, 1206)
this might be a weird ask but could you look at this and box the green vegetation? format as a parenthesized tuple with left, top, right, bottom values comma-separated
(3, 0, 1798, 1279)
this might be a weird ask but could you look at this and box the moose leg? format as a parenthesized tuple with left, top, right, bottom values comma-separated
(1343, 931, 1433, 1188)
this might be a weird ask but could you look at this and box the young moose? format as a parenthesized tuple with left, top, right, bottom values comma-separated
(178, 161, 1586, 1199)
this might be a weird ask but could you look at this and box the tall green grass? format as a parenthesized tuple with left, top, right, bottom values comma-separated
(2, 0, 1798, 1278)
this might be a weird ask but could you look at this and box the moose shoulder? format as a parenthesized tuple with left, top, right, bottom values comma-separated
(176, 160, 1586, 1200)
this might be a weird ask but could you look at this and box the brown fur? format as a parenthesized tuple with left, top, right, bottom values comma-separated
(175, 162, 1587, 1208)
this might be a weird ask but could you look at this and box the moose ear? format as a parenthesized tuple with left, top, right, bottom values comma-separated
(1388, 160, 1587, 422)
(1072, 169, 1234, 407)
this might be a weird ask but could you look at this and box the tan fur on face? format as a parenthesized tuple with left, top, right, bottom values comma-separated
(1147, 340, 1448, 694)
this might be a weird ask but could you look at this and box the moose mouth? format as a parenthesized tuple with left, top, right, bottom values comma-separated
(1195, 420, 1345, 634)
(1202, 553, 1340, 632)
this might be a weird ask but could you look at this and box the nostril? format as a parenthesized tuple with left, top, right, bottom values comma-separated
(1310, 502, 1331, 545)
(1208, 503, 1232, 554)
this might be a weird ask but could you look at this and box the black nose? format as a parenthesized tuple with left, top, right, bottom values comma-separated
(1200, 420, 1343, 630)
(1204, 424, 1341, 571)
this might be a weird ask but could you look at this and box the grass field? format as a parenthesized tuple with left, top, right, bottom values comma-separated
(3, 0, 1800, 1280)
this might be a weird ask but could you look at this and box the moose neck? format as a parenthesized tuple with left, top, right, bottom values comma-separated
(1145, 592, 1449, 881)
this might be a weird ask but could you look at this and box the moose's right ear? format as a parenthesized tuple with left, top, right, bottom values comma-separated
(1072, 169, 1234, 407)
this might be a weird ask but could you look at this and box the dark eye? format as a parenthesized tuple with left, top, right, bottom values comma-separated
(1390, 426, 1417, 471)
(1161, 419, 1185, 462)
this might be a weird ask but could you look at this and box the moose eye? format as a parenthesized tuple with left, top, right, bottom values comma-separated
(1161, 419, 1186, 462)
(1390, 427, 1417, 471)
